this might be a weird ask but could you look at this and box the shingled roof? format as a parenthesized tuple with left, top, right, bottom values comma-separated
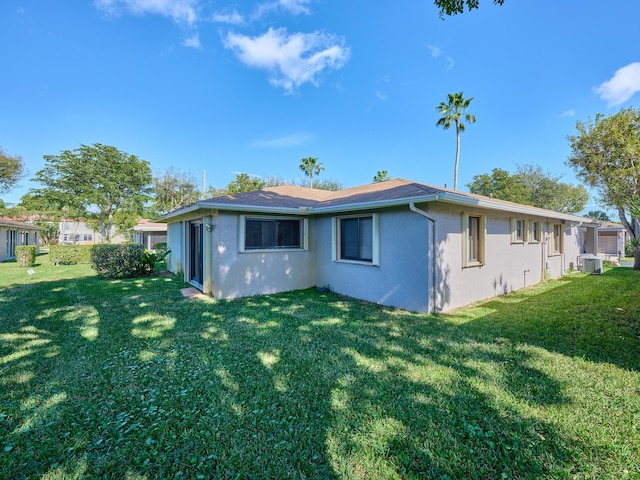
(0, 217, 46, 230)
(161, 178, 597, 224)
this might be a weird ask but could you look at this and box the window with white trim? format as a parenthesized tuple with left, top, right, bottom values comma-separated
(333, 214, 379, 265)
(511, 218, 525, 243)
(550, 223, 564, 255)
(528, 221, 541, 243)
(462, 213, 485, 267)
(239, 216, 307, 252)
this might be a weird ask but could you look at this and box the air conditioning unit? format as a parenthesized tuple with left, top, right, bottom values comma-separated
(582, 256, 602, 275)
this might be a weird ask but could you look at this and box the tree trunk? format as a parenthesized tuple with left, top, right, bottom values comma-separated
(454, 122, 460, 190)
(634, 247, 640, 270)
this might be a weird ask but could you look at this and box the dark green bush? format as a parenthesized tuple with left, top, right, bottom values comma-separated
(90, 244, 146, 279)
(49, 245, 94, 265)
(15, 246, 37, 267)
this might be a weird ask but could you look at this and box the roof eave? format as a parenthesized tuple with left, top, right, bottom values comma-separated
(437, 192, 598, 224)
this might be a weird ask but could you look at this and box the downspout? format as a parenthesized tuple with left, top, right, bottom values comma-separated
(409, 201, 439, 314)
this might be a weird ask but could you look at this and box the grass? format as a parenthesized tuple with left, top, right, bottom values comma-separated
(1, 255, 639, 479)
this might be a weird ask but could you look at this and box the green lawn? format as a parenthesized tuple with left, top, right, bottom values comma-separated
(1, 256, 639, 479)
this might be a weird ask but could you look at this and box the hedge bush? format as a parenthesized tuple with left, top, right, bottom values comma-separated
(91, 244, 146, 279)
(49, 245, 94, 265)
(15, 245, 37, 267)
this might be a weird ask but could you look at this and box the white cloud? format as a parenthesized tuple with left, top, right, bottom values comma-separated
(427, 44, 442, 57)
(212, 10, 245, 25)
(446, 55, 454, 71)
(94, 0, 199, 25)
(250, 133, 313, 147)
(376, 91, 387, 102)
(560, 109, 576, 117)
(223, 27, 350, 92)
(593, 62, 640, 106)
(254, 0, 312, 18)
(182, 32, 201, 48)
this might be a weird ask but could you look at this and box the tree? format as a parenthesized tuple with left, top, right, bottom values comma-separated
(313, 178, 343, 191)
(435, 0, 505, 17)
(467, 165, 589, 214)
(29, 143, 152, 242)
(152, 168, 201, 215)
(226, 173, 266, 194)
(567, 107, 640, 269)
(373, 170, 391, 182)
(0, 147, 26, 194)
(466, 168, 529, 204)
(586, 210, 611, 222)
(436, 92, 476, 190)
(299, 157, 324, 189)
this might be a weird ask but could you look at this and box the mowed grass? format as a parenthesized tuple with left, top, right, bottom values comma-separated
(1, 256, 639, 479)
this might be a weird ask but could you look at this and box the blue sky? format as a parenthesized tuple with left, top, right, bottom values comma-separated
(2, 0, 640, 212)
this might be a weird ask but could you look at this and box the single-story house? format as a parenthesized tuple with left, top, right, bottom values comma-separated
(0, 218, 45, 262)
(160, 179, 600, 313)
(132, 220, 167, 250)
(58, 220, 128, 245)
(597, 222, 627, 259)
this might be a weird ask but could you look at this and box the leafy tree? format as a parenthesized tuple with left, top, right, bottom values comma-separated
(567, 107, 640, 268)
(0, 147, 26, 194)
(152, 168, 201, 215)
(435, 0, 505, 17)
(436, 92, 476, 190)
(313, 178, 343, 191)
(299, 157, 324, 189)
(226, 173, 266, 194)
(373, 170, 392, 182)
(586, 210, 611, 222)
(29, 143, 152, 242)
(467, 168, 529, 204)
(467, 165, 589, 213)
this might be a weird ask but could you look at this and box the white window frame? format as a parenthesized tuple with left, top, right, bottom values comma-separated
(238, 215, 308, 253)
(462, 213, 486, 268)
(332, 213, 380, 266)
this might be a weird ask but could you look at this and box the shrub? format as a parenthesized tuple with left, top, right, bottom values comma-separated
(141, 248, 171, 275)
(15, 246, 37, 267)
(153, 241, 167, 251)
(49, 245, 94, 265)
(91, 244, 146, 279)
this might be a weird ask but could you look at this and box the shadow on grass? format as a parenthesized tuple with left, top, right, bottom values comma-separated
(1, 265, 638, 478)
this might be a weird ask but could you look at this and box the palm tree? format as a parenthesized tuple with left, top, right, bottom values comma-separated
(373, 170, 391, 182)
(436, 91, 476, 190)
(299, 157, 324, 189)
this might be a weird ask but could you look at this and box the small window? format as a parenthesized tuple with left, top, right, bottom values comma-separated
(462, 213, 485, 267)
(550, 223, 564, 254)
(333, 214, 379, 265)
(240, 216, 305, 251)
(528, 221, 541, 243)
(511, 218, 525, 243)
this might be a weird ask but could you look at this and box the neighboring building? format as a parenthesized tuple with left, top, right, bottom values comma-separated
(132, 220, 167, 250)
(597, 222, 628, 259)
(58, 220, 128, 245)
(0, 218, 45, 262)
(160, 179, 600, 314)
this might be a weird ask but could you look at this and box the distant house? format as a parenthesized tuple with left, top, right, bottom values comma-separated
(0, 218, 45, 262)
(58, 220, 128, 245)
(132, 220, 167, 250)
(597, 222, 628, 259)
(160, 179, 600, 313)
